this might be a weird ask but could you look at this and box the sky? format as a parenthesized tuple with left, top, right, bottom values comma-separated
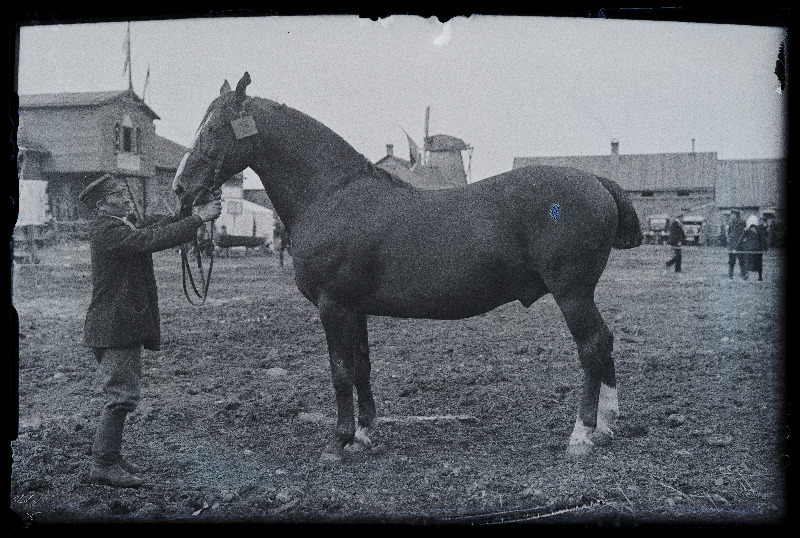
(16, 15, 788, 187)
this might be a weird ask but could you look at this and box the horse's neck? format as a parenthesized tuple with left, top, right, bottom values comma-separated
(248, 100, 387, 230)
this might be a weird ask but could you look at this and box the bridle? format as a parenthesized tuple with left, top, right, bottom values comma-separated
(179, 145, 226, 306)
(177, 100, 259, 306)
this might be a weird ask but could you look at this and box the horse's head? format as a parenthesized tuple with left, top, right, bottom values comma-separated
(173, 72, 259, 212)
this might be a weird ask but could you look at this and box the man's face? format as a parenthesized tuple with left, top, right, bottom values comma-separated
(97, 183, 133, 218)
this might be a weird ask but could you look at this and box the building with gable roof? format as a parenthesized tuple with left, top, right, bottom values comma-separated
(17, 89, 196, 230)
(513, 140, 786, 241)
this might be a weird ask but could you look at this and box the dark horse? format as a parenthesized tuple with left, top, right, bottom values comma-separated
(173, 73, 643, 461)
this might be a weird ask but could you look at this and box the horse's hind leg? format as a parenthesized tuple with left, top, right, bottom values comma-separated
(553, 291, 617, 458)
(318, 295, 358, 462)
(352, 314, 378, 448)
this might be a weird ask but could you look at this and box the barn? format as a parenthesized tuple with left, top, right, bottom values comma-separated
(513, 141, 787, 243)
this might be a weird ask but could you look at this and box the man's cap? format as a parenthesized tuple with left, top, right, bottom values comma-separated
(79, 173, 121, 207)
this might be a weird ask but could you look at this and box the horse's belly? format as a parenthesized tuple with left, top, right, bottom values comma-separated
(363, 254, 522, 319)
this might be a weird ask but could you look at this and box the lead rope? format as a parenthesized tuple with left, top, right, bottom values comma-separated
(181, 219, 215, 306)
(177, 142, 225, 306)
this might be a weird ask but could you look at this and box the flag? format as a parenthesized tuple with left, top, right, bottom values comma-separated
(402, 128, 420, 166)
(142, 64, 150, 101)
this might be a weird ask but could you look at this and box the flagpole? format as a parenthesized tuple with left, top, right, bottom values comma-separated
(142, 64, 150, 103)
(127, 22, 133, 91)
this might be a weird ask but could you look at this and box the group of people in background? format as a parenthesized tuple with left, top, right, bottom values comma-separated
(725, 209, 766, 281)
(664, 209, 767, 281)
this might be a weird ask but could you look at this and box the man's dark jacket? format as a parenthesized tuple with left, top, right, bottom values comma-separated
(84, 213, 203, 351)
(727, 218, 746, 252)
(667, 220, 686, 247)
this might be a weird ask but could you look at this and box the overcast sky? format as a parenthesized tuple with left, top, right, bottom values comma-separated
(16, 15, 787, 186)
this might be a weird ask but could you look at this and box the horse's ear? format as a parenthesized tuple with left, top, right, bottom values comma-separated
(220, 80, 232, 94)
(235, 72, 251, 102)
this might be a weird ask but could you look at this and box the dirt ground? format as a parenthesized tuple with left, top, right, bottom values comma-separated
(9, 241, 788, 527)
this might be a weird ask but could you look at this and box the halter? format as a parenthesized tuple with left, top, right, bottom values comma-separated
(177, 101, 258, 306)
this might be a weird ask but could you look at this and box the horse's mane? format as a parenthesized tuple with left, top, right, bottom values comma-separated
(248, 96, 416, 191)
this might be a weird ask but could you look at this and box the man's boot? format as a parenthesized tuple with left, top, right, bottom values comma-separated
(117, 455, 145, 475)
(89, 462, 143, 488)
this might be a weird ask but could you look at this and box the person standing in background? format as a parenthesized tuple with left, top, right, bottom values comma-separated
(726, 209, 747, 280)
(740, 214, 766, 281)
(665, 215, 686, 273)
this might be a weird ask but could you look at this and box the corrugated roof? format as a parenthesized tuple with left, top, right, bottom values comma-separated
(19, 90, 160, 120)
(513, 151, 718, 190)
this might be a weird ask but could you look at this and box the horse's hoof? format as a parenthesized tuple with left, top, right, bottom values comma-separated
(590, 422, 614, 446)
(343, 442, 366, 454)
(354, 426, 374, 447)
(590, 430, 613, 447)
(565, 441, 594, 460)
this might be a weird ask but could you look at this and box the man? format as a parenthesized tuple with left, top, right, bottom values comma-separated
(80, 173, 222, 487)
(665, 215, 686, 273)
(726, 209, 747, 280)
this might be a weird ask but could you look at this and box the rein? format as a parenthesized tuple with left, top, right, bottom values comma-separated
(180, 216, 215, 306)
(179, 149, 224, 306)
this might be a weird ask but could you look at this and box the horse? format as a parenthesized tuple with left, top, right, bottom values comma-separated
(173, 72, 643, 462)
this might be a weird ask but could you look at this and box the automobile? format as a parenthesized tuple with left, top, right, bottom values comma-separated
(680, 215, 707, 245)
(644, 214, 671, 244)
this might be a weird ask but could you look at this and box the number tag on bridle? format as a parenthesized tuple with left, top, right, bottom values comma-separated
(231, 116, 258, 139)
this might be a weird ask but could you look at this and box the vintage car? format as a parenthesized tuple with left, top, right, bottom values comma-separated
(644, 214, 671, 244)
(680, 215, 707, 245)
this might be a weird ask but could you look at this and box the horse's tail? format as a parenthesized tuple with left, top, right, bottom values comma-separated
(596, 175, 643, 249)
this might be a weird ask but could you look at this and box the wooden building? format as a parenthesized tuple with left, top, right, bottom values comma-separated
(18, 89, 187, 227)
(513, 141, 786, 239)
(513, 141, 718, 226)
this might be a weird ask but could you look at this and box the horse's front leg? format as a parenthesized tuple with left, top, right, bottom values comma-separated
(318, 294, 358, 462)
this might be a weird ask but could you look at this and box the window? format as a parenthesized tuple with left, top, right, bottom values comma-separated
(116, 114, 139, 154)
(122, 126, 133, 152)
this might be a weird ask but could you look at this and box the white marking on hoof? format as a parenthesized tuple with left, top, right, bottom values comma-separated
(595, 412, 614, 440)
(599, 383, 619, 422)
(354, 426, 373, 447)
(590, 424, 613, 446)
(567, 415, 594, 457)
(343, 442, 366, 453)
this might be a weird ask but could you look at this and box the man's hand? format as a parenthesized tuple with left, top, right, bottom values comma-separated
(194, 200, 223, 222)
